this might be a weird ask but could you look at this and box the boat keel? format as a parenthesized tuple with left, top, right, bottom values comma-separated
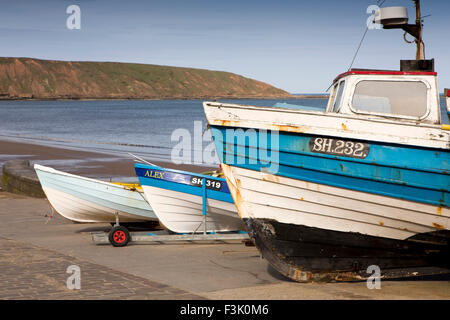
(244, 218, 450, 283)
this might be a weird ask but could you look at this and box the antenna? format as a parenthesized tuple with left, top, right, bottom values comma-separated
(347, 0, 387, 71)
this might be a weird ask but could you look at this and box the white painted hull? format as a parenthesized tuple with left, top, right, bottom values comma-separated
(141, 185, 244, 233)
(203, 101, 449, 149)
(35, 164, 157, 223)
(41, 186, 153, 223)
(222, 164, 449, 241)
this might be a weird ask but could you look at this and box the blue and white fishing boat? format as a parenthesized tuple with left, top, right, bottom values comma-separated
(134, 163, 244, 233)
(34, 164, 157, 223)
(203, 2, 449, 281)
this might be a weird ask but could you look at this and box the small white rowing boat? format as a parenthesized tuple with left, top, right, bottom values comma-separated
(34, 164, 157, 223)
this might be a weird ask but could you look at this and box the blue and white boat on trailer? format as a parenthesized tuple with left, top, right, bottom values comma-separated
(135, 163, 244, 234)
(203, 2, 449, 282)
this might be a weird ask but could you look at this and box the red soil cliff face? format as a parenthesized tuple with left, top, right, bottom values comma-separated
(0, 58, 292, 100)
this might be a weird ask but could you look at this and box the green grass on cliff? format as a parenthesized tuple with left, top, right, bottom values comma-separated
(0, 57, 290, 99)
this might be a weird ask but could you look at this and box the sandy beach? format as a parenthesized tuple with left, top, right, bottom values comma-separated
(0, 138, 216, 181)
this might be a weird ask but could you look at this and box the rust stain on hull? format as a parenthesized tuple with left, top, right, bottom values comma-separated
(288, 266, 366, 283)
(274, 124, 306, 133)
(210, 120, 307, 134)
(221, 164, 245, 220)
(262, 173, 279, 183)
(213, 120, 241, 127)
(432, 222, 444, 229)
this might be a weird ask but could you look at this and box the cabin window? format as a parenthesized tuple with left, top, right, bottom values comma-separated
(333, 80, 345, 112)
(351, 80, 428, 118)
(327, 84, 338, 112)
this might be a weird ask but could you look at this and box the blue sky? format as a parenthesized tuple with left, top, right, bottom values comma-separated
(0, 0, 448, 93)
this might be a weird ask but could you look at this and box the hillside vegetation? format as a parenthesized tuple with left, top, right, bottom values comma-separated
(0, 57, 291, 100)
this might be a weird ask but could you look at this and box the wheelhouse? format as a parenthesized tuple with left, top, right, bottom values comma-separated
(326, 70, 441, 124)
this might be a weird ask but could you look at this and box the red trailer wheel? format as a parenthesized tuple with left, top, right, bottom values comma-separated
(108, 226, 130, 247)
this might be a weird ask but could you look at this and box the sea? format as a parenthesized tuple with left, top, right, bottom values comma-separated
(0, 98, 447, 166)
(0, 98, 326, 165)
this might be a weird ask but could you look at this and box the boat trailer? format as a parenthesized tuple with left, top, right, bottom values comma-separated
(91, 229, 250, 246)
(91, 211, 250, 246)
(92, 176, 251, 246)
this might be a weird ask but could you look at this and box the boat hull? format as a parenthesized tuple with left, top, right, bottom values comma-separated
(140, 185, 243, 233)
(245, 217, 449, 282)
(35, 164, 157, 223)
(135, 164, 244, 233)
(222, 164, 449, 240)
(203, 90, 450, 281)
(209, 126, 449, 208)
(222, 163, 450, 281)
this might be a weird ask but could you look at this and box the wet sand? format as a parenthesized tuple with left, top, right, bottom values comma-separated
(0, 138, 216, 181)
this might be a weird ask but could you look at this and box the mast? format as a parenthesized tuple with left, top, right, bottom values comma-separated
(381, 0, 425, 60)
(414, 0, 424, 60)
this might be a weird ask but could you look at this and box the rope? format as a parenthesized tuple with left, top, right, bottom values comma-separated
(127, 152, 161, 167)
(348, 26, 369, 71)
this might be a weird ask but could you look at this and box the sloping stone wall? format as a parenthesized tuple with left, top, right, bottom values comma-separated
(1, 160, 45, 198)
